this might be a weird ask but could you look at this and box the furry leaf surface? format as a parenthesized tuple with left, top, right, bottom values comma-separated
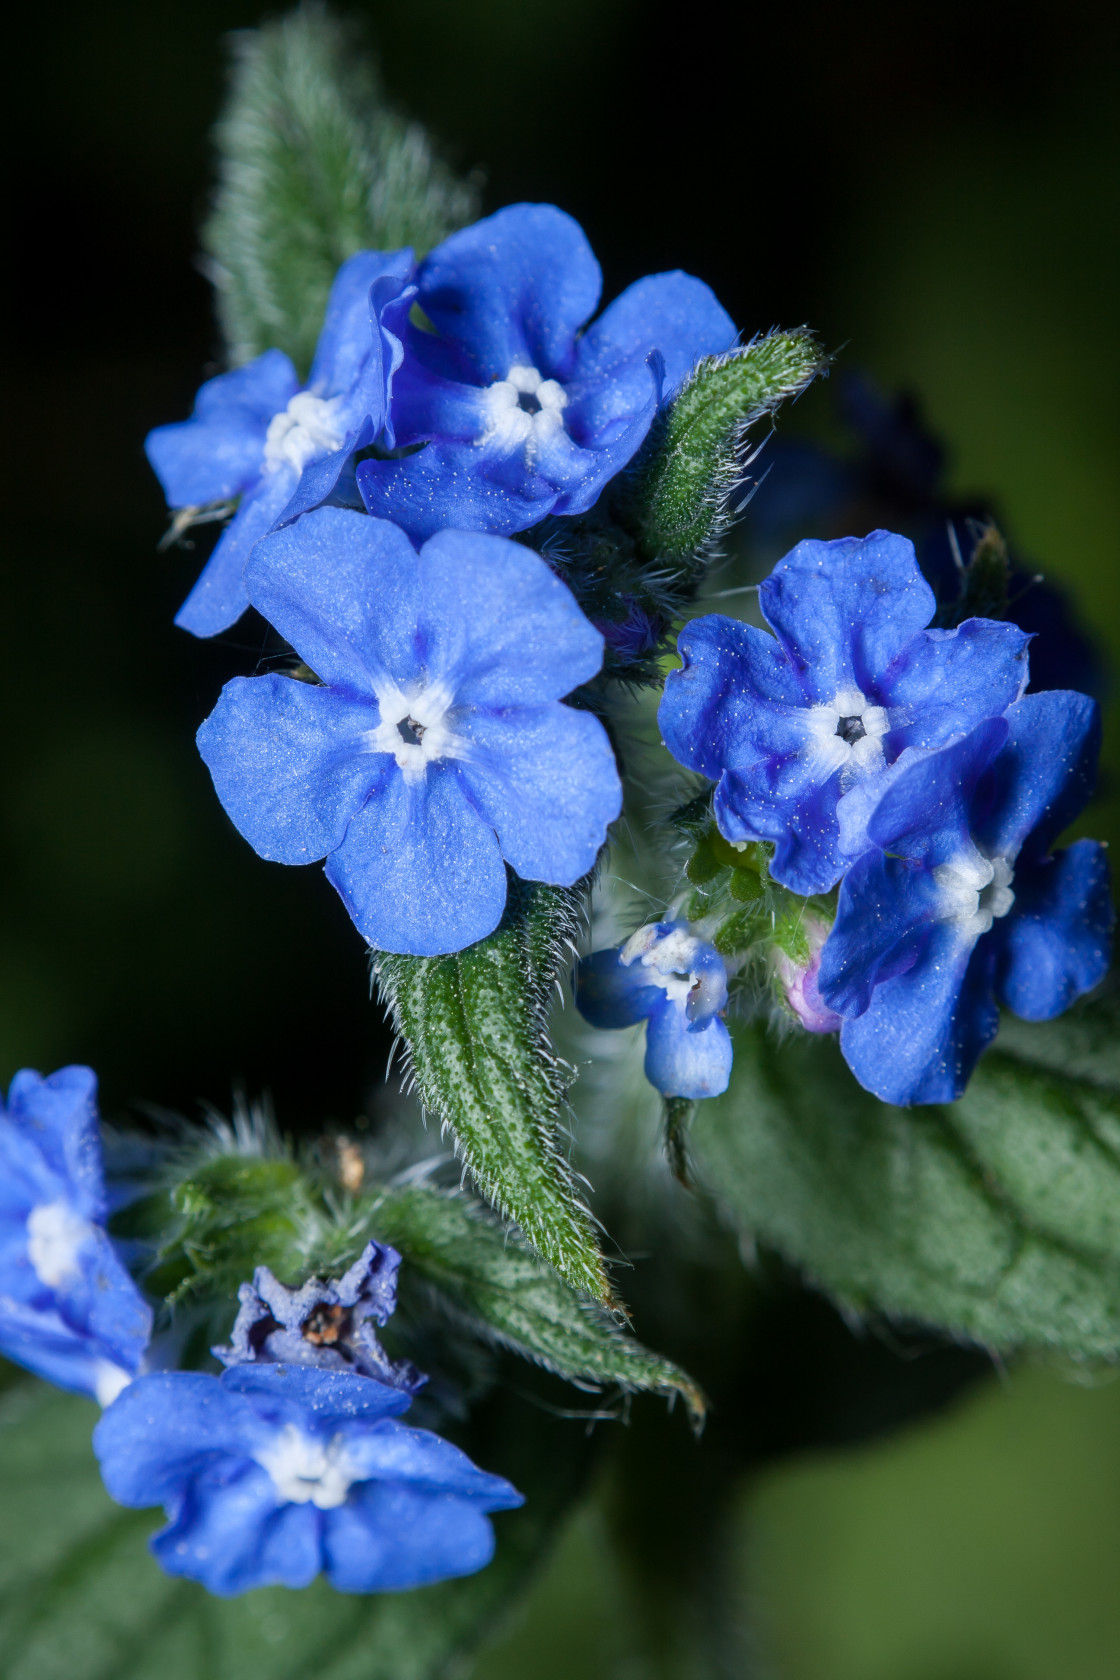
(373, 878, 613, 1306)
(203, 3, 477, 374)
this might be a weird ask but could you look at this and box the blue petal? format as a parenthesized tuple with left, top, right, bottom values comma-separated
(356, 441, 559, 542)
(882, 618, 1030, 751)
(659, 615, 804, 780)
(307, 248, 414, 397)
(416, 203, 602, 383)
(221, 1363, 412, 1422)
(818, 851, 951, 1019)
(244, 508, 421, 694)
(174, 469, 297, 640)
(457, 704, 620, 885)
(5, 1065, 104, 1219)
(644, 1003, 733, 1099)
(575, 948, 665, 1029)
(536, 377, 662, 517)
(838, 928, 999, 1105)
(150, 1463, 308, 1596)
(567, 270, 736, 427)
(417, 529, 606, 706)
(716, 767, 844, 897)
(0, 1298, 127, 1399)
(324, 1484, 497, 1592)
(145, 349, 298, 507)
(995, 839, 1113, 1019)
(865, 720, 1008, 853)
(325, 765, 507, 955)
(93, 1373, 264, 1506)
(196, 675, 387, 865)
(972, 690, 1101, 863)
(344, 1418, 524, 1502)
(76, 1228, 152, 1370)
(759, 532, 935, 701)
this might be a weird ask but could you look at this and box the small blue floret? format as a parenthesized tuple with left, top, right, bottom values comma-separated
(356, 203, 737, 540)
(93, 1364, 523, 1596)
(659, 531, 1031, 896)
(146, 251, 415, 638)
(0, 1065, 151, 1402)
(196, 508, 622, 955)
(576, 922, 733, 1099)
(817, 690, 1113, 1104)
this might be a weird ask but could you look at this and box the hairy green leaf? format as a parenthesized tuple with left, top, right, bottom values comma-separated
(366, 1182, 703, 1421)
(621, 329, 827, 571)
(0, 1374, 597, 1680)
(203, 2, 478, 374)
(373, 878, 613, 1305)
(692, 993, 1120, 1359)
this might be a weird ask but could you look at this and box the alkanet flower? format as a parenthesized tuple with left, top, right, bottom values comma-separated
(196, 508, 621, 955)
(215, 1239, 424, 1395)
(658, 531, 1031, 896)
(356, 203, 737, 540)
(0, 1065, 151, 1402)
(817, 691, 1113, 1105)
(146, 250, 414, 638)
(93, 1364, 523, 1596)
(575, 922, 733, 1099)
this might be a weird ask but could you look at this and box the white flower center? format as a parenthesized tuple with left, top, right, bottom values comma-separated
(94, 1362, 133, 1408)
(621, 924, 703, 1005)
(480, 364, 567, 457)
(263, 392, 346, 475)
(804, 687, 890, 784)
(933, 850, 1016, 939)
(255, 1424, 358, 1509)
(26, 1200, 92, 1289)
(366, 681, 463, 783)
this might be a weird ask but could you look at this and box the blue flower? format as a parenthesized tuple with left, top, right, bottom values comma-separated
(93, 1364, 523, 1596)
(146, 251, 415, 638)
(215, 1239, 424, 1395)
(658, 531, 1032, 896)
(196, 508, 622, 955)
(355, 203, 736, 540)
(817, 691, 1113, 1105)
(0, 1065, 151, 1403)
(576, 922, 733, 1099)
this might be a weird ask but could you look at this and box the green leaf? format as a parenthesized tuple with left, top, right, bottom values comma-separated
(691, 995, 1120, 1359)
(366, 1182, 704, 1421)
(621, 329, 828, 572)
(203, 2, 478, 374)
(0, 1374, 598, 1680)
(373, 877, 614, 1306)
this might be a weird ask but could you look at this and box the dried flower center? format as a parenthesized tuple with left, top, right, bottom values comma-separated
(302, 1303, 350, 1347)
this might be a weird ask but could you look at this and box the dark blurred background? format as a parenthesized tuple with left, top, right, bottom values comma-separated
(5, 3, 1120, 1674)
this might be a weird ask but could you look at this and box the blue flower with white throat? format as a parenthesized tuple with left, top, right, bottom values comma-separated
(355, 202, 737, 540)
(146, 249, 415, 638)
(575, 922, 733, 1100)
(196, 508, 622, 956)
(93, 1364, 523, 1597)
(817, 690, 1113, 1105)
(658, 530, 1032, 897)
(0, 1065, 151, 1403)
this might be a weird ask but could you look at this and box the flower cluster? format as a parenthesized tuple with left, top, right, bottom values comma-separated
(634, 530, 1113, 1106)
(0, 1065, 523, 1598)
(149, 204, 736, 956)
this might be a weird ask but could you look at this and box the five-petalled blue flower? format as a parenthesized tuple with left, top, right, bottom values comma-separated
(356, 203, 737, 540)
(576, 922, 733, 1099)
(0, 1065, 151, 1403)
(196, 507, 622, 955)
(659, 531, 1031, 896)
(817, 691, 1113, 1104)
(146, 250, 414, 637)
(94, 1364, 523, 1596)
